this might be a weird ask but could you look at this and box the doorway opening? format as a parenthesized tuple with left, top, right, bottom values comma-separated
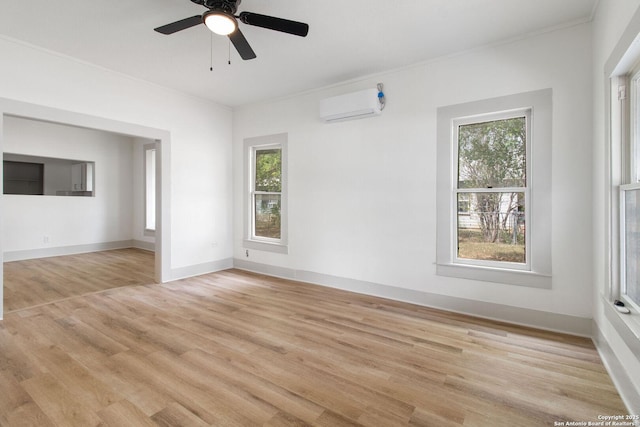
(0, 98, 171, 318)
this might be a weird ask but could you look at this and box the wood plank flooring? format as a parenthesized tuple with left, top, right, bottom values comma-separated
(0, 258, 629, 426)
(3, 248, 155, 312)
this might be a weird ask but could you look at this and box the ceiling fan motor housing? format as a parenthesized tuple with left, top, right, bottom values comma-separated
(192, 0, 241, 14)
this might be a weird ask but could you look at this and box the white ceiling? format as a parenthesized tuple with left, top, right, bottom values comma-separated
(0, 0, 596, 107)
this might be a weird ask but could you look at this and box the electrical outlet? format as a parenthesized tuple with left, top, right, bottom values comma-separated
(43, 235, 50, 244)
(245, 250, 249, 258)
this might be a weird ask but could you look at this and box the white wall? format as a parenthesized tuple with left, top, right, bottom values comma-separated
(233, 23, 594, 331)
(0, 36, 233, 278)
(591, 0, 640, 411)
(3, 116, 133, 253)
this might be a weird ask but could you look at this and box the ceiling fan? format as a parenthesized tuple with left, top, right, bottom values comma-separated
(154, 0, 309, 60)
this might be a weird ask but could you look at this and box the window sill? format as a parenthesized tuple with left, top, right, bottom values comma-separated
(244, 239, 288, 254)
(603, 295, 640, 364)
(436, 262, 552, 289)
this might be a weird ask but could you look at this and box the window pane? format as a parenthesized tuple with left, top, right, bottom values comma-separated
(458, 193, 470, 214)
(457, 192, 525, 263)
(635, 78, 640, 183)
(624, 188, 640, 306)
(255, 149, 282, 192)
(254, 194, 281, 239)
(458, 117, 526, 189)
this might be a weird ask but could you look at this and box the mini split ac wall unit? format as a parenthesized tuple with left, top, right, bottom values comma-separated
(319, 88, 382, 123)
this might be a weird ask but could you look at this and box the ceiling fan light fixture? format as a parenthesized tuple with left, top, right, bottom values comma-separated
(204, 10, 237, 35)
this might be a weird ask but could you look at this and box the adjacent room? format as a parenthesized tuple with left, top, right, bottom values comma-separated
(2, 116, 158, 312)
(0, 0, 639, 425)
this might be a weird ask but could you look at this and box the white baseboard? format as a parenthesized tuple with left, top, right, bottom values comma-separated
(593, 320, 640, 413)
(233, 258, 593, 337)
(3, 240, 138, 262)
(132, 239, 155, 252)
(171, 258, 234, 281)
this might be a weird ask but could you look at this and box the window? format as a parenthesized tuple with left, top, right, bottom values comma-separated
(436, 89, 552, 288)
(144, 143, 156, 233)
(621, 185, 640, 311)
(455, 113, 529, 267)
(253, 147, 282, 239)
(619, 69, 640, 312)
(244, 133, 288, 254)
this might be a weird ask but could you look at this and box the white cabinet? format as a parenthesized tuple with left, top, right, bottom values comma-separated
(72, 163, 93, 192)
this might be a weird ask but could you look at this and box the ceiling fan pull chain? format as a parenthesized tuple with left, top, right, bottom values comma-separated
(210, 33, 214, 71)
(228, 39, 231, 65)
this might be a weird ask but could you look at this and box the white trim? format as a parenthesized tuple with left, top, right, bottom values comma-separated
(3, 240, 141, 262)
(243, 239, 289, 254)
(0, 113, 5, 318)
(170, 258, 233, 281)
(436, 89, 552, 288)
(233, 259, 591, 336)
(595, 307, 640, 413)
(602, 296, 640, 362)
(436, 262, 552, 289)
(132, 239, 156, 252)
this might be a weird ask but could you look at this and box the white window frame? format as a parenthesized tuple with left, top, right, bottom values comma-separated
(436, 89, 552, 288)
(620, 183, 640, 313)
(143, 142, 157, 235)
(243, 133, 288, 254)
(453, 110, 531, 272)
(618, 68, 640, 313)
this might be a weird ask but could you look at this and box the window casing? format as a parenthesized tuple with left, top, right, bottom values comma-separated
(436, 89, 552, 288)
(244, 133, 288, 254)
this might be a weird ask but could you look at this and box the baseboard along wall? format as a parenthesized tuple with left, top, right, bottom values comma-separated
(0, 245, 595, 338)
(2, 240, 155, 262)
(232, 258, 593, 337)
(593, 320, 640, 413)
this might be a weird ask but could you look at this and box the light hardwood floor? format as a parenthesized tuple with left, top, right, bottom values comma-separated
(3, 248, 155, 312)
(0, 254, 629, 426)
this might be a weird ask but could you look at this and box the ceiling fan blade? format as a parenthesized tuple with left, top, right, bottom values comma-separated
(228, 28, 257, 60)
(154, 15, 203, 35)
(238, 11, 309, 37)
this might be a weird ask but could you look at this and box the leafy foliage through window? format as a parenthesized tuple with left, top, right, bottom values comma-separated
(456, 115, 528, 265)
(253, 148, 282, 239)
